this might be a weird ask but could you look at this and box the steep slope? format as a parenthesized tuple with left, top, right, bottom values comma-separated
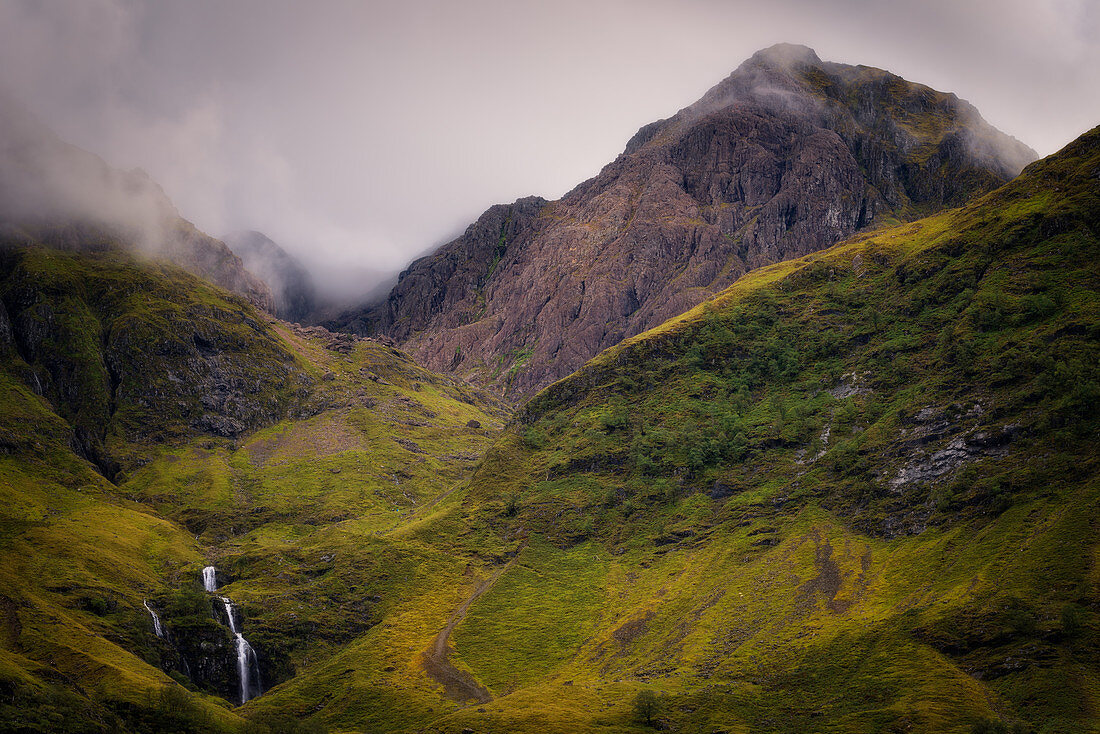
(0, 367, 248, 733)
(0, 238, 310, 477)
(0, 236, 510, 733)
(264, 126, 1099, 733)
(221, 230, 318, 323)
(334, 44, 1037, 399)
(0, 96, 273, 310)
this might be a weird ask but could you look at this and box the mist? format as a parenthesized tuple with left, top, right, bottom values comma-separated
(0, 93, 179, 253)
(0, 0, 1096, 303)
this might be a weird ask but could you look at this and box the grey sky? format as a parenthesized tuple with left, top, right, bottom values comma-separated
(0, 0, 1097, 298)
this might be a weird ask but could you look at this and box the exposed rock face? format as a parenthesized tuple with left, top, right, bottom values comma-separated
(0, 95, 273, 310)
(337, 197, 547, 343)
(222, 230, 317, 322)
(889, 403, 1019, 492)
(332, 44, 1037, 398)
(165, 615, 240, 702)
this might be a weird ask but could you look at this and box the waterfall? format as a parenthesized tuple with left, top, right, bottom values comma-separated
(144, 598, 192, 679)
(221, 596, 261, 704)
(202, 566, 262, 704)
(143, 599, 164, 638)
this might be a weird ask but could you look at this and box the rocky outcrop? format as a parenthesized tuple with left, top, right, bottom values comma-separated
(332, 44, 1037, 399)
(889, 403, 1020, 491)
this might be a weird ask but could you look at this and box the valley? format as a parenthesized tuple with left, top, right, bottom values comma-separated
(0, 40, 1096, 734)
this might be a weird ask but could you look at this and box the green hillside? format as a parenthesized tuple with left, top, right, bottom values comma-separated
(432, 126, 1100, 732)
(244, 126, 1098, 733)
(0, 240, 509, 733)
(0, 126, 1097, 732)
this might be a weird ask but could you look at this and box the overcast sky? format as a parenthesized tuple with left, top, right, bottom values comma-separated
(1, 0, 1097, 296)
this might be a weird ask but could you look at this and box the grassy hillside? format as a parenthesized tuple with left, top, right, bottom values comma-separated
(239, 127, 1100, 733)
(0, 242, 509, 733)
(441, 126, 1100, 732)
(1, 124, 1096, 733)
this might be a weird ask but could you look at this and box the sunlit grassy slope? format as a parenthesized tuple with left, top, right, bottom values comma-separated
(1, 124, 1097, 733)
(0, 242, 508, 733)
(241, 127, 1100, 733)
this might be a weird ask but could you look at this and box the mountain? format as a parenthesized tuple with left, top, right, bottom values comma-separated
(222, 230, 318, 323)
(332, 44, 1037, 399)
(0, 95, 274, 311)
(244, 123, 1097, 733)
(1, 49, 1095, 734)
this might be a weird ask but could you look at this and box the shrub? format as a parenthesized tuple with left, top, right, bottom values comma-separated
(631, 689, 661, 727)
(1061, 603, 1085, 638)
(504, 494, 519, 517)
(521, 426, 547, 450)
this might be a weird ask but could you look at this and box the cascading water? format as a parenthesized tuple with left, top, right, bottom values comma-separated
(202, 566, 262, 704)
(220, 595, 262, 704)
(143, 599, 164, 638)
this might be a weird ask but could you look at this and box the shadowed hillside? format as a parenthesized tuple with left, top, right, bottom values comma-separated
(0, 235, 509, 733)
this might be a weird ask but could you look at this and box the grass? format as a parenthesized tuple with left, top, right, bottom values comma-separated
(332, 125, 1100, 733)
(0, 238, 509, 731)
(0, 129, 1097, 732)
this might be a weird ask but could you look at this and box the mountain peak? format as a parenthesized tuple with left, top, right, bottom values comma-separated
(746, 42, 822, 69)
(333, 48, 1039, 399)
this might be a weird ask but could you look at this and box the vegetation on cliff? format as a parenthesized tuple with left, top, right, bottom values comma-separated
(0, 236, 508, 732)
(252, 125, 1097, 733)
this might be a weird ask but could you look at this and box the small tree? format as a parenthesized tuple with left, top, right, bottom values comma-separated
(632, 689, 661, 727)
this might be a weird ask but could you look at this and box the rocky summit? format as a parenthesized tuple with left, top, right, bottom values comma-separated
(332, 44, 1037, 399)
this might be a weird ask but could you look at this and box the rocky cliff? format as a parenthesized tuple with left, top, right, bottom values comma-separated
(333, 44, 1037, 398)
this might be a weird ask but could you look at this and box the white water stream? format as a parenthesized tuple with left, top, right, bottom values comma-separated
(203, 566, 262, 704)
(143, 599, 164, 638)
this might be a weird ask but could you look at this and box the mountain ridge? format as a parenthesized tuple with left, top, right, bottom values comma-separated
(231, 122, 1100, 733)
(221, 230, 318, 323)
(332, 45, 1037, 400)
(0, 95, 275, 311)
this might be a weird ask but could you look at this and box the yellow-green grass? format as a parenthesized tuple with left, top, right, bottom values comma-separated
(0, 401, 242, 731)
(2, 129, 1098, 732)
(278, 126, 1100, 733)
(1, 241, 510, 731)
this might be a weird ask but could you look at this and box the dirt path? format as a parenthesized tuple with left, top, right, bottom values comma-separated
(403, 480, 462, 523)
(421, 557, 518, 703)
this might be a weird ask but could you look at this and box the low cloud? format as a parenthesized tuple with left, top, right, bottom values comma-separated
(0, 93, 178, 253)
